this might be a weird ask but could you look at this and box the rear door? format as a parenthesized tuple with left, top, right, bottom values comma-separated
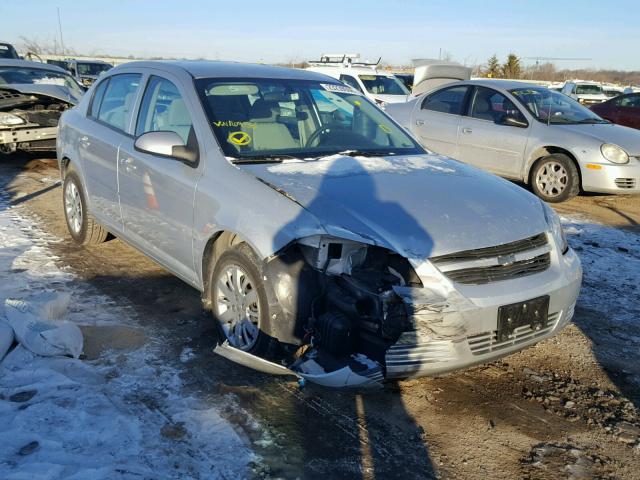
(80, 73, 142, 231)
(410, 85, 470, 158)
(117, 73, 202, 283)
(457, 86, 530, 178)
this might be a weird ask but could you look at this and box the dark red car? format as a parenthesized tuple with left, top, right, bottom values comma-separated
(590, 93, 640, 130)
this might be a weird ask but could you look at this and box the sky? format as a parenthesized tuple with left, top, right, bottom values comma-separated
(1, 0, 639, 70)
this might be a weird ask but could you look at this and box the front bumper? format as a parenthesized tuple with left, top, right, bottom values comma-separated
(580, 158, 640, 194)
(0, 126, 58, 146)
(385, 248, 582, 378)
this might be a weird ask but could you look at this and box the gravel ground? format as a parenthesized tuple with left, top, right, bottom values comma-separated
(1, 153, 639, 479)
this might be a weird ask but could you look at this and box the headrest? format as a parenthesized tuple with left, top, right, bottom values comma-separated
(250, 99, 279, 121)
(168, 98, 191, 125)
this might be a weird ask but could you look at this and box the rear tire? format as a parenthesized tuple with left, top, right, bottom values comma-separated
(63, 170, 108, 245)
(530, 154, 580, 203)
(208, 243, 274, 356)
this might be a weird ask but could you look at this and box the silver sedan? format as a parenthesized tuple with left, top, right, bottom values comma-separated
(57, 62, 581, 386)
(386, 79, 640, 202)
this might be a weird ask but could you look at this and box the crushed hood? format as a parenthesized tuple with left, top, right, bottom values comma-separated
(0, 83, 81, 105)
(240, 154, 548, 259)
(557, 123, 640, 155)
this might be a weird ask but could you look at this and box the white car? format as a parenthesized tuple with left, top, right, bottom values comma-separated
(562, 80, 608, 105)
(306, 54, 410, 106)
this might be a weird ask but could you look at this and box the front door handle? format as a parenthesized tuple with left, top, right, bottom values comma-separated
(462, 127, 473, 134)
(415, 119, 425, 126)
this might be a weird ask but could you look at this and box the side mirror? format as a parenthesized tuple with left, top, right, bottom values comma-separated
(501, 115, 528, 128)
(134, 131, 197, 164)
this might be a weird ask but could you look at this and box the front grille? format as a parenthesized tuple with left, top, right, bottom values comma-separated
(431, 233, 550, 285)
(443, 253, 550, 284)
(468, 310, 564, 356)
(615, 178, 636, 189)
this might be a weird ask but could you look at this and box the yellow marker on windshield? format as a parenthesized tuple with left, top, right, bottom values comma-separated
(228, 131, 251, 146)
(378, 124, 392, 134)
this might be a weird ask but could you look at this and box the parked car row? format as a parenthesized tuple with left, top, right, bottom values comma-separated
(56, 60, 582, 385)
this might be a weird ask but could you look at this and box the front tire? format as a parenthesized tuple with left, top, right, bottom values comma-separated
(530, 154, 580, 203)
(209, 243, 273, 356)
(63, 170, 108, 245)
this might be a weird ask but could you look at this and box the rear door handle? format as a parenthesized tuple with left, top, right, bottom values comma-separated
(119, 156, 137, 171)
(415, 119, 425, 126)
(462, 127, 473, 134)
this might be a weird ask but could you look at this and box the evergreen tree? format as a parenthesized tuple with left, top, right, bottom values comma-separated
(502, 53, 522, 79)
(484, 54, 501, 78)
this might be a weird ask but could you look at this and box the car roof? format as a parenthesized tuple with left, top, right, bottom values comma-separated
(110, 60, 338, 82)
(461, 79, 547, 90)
(0, 59, 69, 73)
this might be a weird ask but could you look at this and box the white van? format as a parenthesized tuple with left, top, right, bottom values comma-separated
(561, 80, 608, 105)
(306, 54, 409, 106)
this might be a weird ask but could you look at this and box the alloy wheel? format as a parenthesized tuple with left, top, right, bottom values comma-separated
(215, 264, 261, 351)
(64, 181, 83, 234)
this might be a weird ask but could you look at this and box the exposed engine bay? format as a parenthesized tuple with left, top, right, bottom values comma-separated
(0, 88, 73, 153)
(215, 235, 424, 388)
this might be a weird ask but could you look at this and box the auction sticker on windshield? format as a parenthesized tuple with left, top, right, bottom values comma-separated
(228, 131, 251, 146)
(321, 83, 361, 95)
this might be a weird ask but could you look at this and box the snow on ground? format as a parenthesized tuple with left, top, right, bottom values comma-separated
(562, 215, 640, 326)
(0, 198, 253, 479)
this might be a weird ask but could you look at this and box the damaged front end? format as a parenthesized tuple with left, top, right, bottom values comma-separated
(215, 235, 435, 387)
(0, 88, 73, 153)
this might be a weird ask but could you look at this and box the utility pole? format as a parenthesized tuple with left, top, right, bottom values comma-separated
(57, 7, 65, 55)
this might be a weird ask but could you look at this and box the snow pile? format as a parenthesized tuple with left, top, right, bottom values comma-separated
(562, 216, 640, 325)
(0, 199, 252, 479)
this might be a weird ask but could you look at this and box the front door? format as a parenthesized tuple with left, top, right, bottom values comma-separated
(457, 86, 530, 178)
(118, 74, 202, 283)
(410, 85, 469, 158)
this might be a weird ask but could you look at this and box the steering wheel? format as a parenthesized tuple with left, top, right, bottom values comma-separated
(304, 126, 331, 148)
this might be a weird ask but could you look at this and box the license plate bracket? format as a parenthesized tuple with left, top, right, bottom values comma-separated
(497, 295, 549, 343)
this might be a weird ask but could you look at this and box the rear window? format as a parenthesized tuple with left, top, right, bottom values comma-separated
(422, 86, 469, 115)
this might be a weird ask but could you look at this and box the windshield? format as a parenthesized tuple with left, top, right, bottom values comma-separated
(0, 67, 84, 96)
(77, 62, 111, 76)
(510, 87, 607, 125)
(196, 78, 423, 161)
(0, 44, 19, 59)
(358, 74, 409, 95)
(575, 84, 603, 95)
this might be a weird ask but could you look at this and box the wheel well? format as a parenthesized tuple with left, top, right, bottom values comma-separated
(60, 157, 72, 178)
(201, 231, 245, 309)
(526, 147, 582, 186)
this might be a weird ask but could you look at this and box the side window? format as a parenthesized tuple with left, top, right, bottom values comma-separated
(135, 76, 194, 144)
(339, 75, 363, 93)
(618, 94, 640, 108)
(469, 87, 527, 124)
(421, 86, 468, 115)
(89, 78, 109, 118)
(96, 73, 141, 132)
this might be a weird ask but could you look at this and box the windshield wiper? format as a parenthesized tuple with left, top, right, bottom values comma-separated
(231, 154, 300, 164)
(337, 149, 394, 157)
(575, 118, 610, 124)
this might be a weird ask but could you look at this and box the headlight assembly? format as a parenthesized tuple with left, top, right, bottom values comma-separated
(601, 143, 629, 164)
(0, 112, 26, 126)
(541, 200, 568, 254)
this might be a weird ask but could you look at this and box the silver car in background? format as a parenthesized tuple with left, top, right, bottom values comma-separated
(386, 79, 640, 202)
(57, 62, 581, 386)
